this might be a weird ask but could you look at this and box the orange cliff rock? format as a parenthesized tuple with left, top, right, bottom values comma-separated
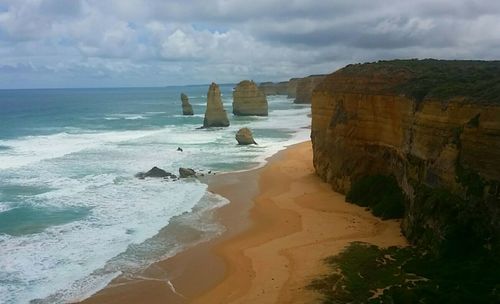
(310, 60, 500, 252)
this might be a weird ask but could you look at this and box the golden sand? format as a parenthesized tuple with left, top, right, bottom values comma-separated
(80, 141, 406, 304)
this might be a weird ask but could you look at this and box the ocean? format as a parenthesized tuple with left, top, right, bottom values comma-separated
(0, 85, 310, 303)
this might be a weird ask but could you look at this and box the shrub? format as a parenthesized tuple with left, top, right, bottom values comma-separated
(309, 242, 500, 304)
(346, 175, 406, 219)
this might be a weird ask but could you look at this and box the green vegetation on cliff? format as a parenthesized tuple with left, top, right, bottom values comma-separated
(408, 185, 496, 256)
(317, 175, 499, 303)
(309, 242, 500, 304)
(345, 175, 496, 256)
(311, 59, 500, 303)
(344, 59, 500, 103)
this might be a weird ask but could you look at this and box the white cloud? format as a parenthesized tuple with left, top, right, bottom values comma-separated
(0, 0, 499, 88)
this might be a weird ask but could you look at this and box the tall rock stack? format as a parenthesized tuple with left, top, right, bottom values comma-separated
(180, 93, 193, 115)
(203, 82, 230, 127)
(233, 80, 268, 116)
(294, 75, 326, 104)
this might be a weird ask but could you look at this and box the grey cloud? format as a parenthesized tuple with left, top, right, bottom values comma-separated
(39, 0, 83, 18)
(413, 0, 500, 19)
(0, 63, 39, 73)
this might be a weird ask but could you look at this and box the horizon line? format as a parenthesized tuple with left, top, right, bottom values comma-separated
(0, 82, 245, 91)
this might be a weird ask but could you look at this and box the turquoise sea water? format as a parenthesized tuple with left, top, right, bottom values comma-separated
(0, 85, 310, 303)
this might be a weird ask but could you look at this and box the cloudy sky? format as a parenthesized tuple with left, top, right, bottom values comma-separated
(0, 0, 499, 89)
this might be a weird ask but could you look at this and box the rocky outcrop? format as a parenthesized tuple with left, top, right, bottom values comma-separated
(233, 80, 268, 116)
(311, 60, 500, 253)
(203, 82, 230, 128)
(235, 127, 257, 145)
(294, 75, 326, 104)
(179, 167, 196, 178)
(180, 93, 193, 115)
(135, 167, 174, 179)
(258, 81, 288, 95)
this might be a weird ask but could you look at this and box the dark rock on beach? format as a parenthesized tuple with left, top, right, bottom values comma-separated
(236, 127, 257, 145)
(135, 166, 173, 179)
(179, 167, 196, 178)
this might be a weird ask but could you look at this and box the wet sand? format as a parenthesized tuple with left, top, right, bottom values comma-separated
(80, 141, 407, 303)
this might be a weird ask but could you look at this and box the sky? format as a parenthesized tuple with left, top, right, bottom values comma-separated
(0, 0, 499, 89)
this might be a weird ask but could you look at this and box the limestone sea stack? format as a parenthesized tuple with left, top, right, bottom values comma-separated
(233, 80, 268, 116)
(203, 82, 230, 128)
(235, 127, 257, 145)
(180, 93, 193, 115)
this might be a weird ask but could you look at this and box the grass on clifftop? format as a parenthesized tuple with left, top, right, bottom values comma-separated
(309, 242, 500, 304)
(346, 175, 406, 219)
(345, 59, 500, 103)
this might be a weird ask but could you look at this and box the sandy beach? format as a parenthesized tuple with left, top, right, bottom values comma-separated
(81, 141, 407, 304)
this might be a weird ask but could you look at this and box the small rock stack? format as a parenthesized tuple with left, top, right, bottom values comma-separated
(180, 93, 193, 115)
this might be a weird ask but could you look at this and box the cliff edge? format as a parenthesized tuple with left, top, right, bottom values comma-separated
(311, 59, 500, 254)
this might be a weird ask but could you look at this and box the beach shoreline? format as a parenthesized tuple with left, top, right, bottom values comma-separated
(78, 142, 276, 304)
(80, 141, 407, 303)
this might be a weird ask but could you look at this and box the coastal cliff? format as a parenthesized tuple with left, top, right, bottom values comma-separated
(257, 75, 326, 101)
(311, 60, 500, 254)
(258, 81, 288, 95)
(287, 78, 300, 98)
(294, 75, 326, 104)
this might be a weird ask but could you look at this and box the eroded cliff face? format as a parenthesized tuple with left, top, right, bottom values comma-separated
(311, 60, 500, 252)
(287, 78, 300, 98)
(295, 75, 326, 104)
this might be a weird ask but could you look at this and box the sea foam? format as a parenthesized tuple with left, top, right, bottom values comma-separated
(0, 90, 311, 303)
(0, 178, 208, 304)
(0, 129, 165, 170)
